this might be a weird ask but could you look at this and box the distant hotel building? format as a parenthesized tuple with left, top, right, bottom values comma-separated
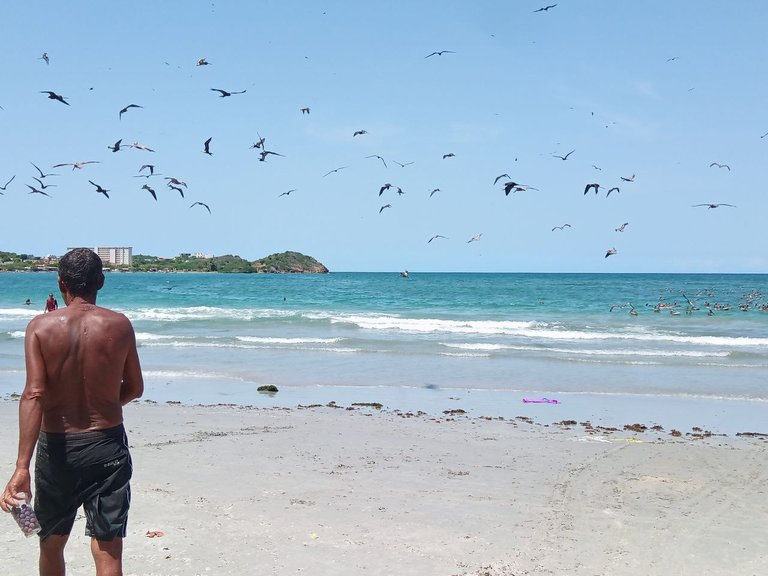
(68, 247, 133, 266)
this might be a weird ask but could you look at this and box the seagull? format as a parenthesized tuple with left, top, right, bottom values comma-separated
(165, 177, 187, 188)
(606, 187, 620, 196)
(493, 174, 511, 185)
(552, 149, 574, 161)
(191, 201, 211, 214)
(392, 160, 414, 168)
(0, 175, 15, 190)
(429, 188, 440, 197)
(141, 184, 157, 200)
(666, 56, 679, 62)
(503, 182, 537, 196)
(108, 139, 123, 152)
(615, 222, 629, 232)
(709, 162, 730, 171)
(591, 164, 602, 171)
(323, 166, 348, 177)
(692, 203, 736, 209)
(88, 180, 110, 198)
(40, 91, 69, 105)
(168, 185, 185, 198)
(259, 150, 284, 162)
(428, 235, 448, 243)
(279, 189, 296, 197)
(53, 161, 100, 170)
(533, 4, 557, 12)
(425, 50, 455, 58)
(605, 247, 617, 258)
(30, 162, 57, 179)
(379, 183, 392, 196)
(551, 224, 571, 231)
(203, 137, 212, 155)
(379, 203, 391, 213)
(620, 174, 636, 182)
(584, 183, 601, 195)
(300, 107, 310, 114)
(139, 164, 157, 175)
(353, 129, 368, 137)
(26, 185, 51, 197)
(211, 88, 246, 97)
(365, 154, 387, 168)
(442, 152, 455, 159)
(119, 104, 142, 120)
(250, 132, 266, 149)
(39, 52, 49, 65)
(761, 131, 768, 139)
(196, 58, 210, 66)
(467, 234, 483, 243)
(126, 142, 155, 152)
(32, 177, 56, 190)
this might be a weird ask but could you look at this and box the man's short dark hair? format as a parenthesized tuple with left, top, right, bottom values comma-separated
(58, 249, 104, 296)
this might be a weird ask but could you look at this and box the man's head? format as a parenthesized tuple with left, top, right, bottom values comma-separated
(58, 249, 104, 297)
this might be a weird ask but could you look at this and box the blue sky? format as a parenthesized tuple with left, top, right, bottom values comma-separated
(2, 1, 767, 273)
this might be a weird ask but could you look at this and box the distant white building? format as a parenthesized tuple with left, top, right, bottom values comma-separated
(68, 247, 133, 266)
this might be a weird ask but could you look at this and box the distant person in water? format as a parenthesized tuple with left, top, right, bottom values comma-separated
(24, 299, 31, 306)
(44, 293, 58, 313)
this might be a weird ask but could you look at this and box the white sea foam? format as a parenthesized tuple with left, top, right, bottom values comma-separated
(235, 336, 342, 344)
(8, 331, 25, 339)
(125, 307, 296, 322)
(439, 342, 730, 358)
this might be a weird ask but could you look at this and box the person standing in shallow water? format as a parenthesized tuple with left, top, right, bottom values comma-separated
(1, 248, 144, 576)
(43, 293, 57, 313)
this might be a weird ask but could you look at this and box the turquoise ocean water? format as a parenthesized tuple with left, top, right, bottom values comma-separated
(1, 272, 766, 434)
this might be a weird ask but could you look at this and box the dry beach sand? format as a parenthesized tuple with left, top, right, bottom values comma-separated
(1, 399, 767, 576)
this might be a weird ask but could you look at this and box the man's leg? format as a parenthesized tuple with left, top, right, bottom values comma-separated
(39, 534, 68, 576)
(91, 537, 123, 576)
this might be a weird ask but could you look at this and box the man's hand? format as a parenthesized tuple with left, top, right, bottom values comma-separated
(1, 468, 31, 513)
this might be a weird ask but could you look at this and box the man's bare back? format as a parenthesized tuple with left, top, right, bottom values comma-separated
(26, 299, 143, 433)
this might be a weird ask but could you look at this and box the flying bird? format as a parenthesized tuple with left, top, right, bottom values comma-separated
(353, 130, 368, 137)
(605, 247, 617, 258)
(39, 52, 49, 65)
(126, 142, 155, 152)
(250, 132, 266, 149)
(31, 162, 57, 179)
(467, 234, 483, 243)
(666, 56, 679, 62)
(709, 162, 730, 171)
(606, 187, 620, 196)
(165, 177, 187, 187)
(392, 160, 414, 168)
(259, 150, 284, 162)
(504, 182, 537, 195)
(323, 166, 348, 177)
(139, 164, 157, 175)
(365, 154, 387, 168)
(108, 139, 123, 152)
(196, 58, 210, 66)
(620, 174, 636, 182)
(379, 183, 392, 196)
(493, 173, 511, 185)
(168, 185, 185, 198)
(551, 224, 571, 231)
(203, 137, 212, 155)
(211, 88, 246, 97)
(429, 188, 440, 197)
(425, 50, 455, 58)
(428, 235, 448, 243)
(584, 183, 601, 195)
(533, 4, 557, 12)
(279, 189, 296, 197)
(442, 153, 455, 159)
(119, 104, 142, 119)
(191, 201, 211, 214)
(26, 185, 50, 197)
(379, 204, 391, 213)
(300, 107, 310, 114)
(615, 222, 629, 232)
(692, 203, 736, 209)
(40, 91, 69, 105)
(0, 175, 15, 190)
(53, 161, 100, 170)
(32, 177, 56, 190)
(552, 149, 574, 161)
(88, 180, 110, 198)
(141, 184, 157, 201)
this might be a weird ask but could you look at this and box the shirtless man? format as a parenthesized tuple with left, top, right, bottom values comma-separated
(1, 248, 144, 576)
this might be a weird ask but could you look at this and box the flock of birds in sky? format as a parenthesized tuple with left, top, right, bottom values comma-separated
(1, 3, 762, 268)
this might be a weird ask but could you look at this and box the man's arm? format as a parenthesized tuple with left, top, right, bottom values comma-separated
(120, 323, 144, 406)
(1, 323, 46, 512)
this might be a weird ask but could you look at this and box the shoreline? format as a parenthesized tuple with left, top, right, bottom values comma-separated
(2, 401, 766, 576)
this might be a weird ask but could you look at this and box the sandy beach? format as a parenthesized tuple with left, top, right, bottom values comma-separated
(2, 399, 767, 576)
